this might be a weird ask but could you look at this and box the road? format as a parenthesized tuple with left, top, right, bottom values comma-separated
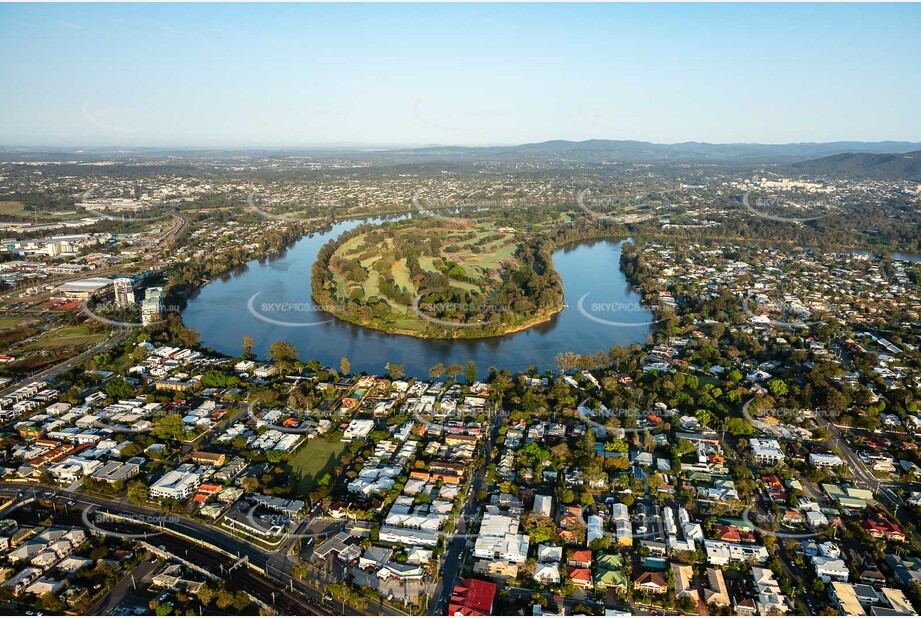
(428, 405, 503, 615)
(0, 214, 188, 396)
(0, 329, 127, 397)
(92, 553, 159, 615)
(821, 419, 904, 506)
(0, 483, 334, 615)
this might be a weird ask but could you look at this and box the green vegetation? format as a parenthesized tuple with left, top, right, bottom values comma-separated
(312, 218, 565, 338)
(288, 438, 347, 495)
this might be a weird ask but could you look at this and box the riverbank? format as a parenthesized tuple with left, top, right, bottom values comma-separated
(182, 215, 653, 376)
(319, 300, 567, 340)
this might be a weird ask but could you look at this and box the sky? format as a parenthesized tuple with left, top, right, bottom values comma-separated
(1, 3, 920, 148)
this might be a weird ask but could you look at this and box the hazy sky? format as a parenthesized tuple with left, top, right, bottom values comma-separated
(2, 3, 920, 148)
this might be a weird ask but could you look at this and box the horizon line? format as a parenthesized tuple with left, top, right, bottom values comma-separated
(3, 137, 921, 153)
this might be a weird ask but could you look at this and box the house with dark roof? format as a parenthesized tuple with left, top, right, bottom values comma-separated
(633, 571, 668, 595)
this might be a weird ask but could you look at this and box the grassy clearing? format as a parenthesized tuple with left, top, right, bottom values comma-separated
(0, 318, 24, 330)
(289, 439, 347, 496)
(21, 325, 106, 353)
(0, 201, 78, 220)
(0, 201, 28, 216)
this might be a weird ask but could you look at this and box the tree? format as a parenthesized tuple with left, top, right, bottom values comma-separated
(673, 439, 696, 458)
(155, 602, 173, 616)
(340, 356, 351, 375)
(241, 476, 259, 492)
(429, 363, 445, 379)
(197, 586, 215, 606)
(243, 335, 255, 357)
(384, 362, 405, 380)
(767, 378, 789, 398)
(232, 591, 251, 611)
(152, 415, 186, 441)
(127, 480, 148, 505)
(39, 592, 65, 613)
(465, 360, 478, 384)
(269, 341, 299, 372)
(178, 326, 200, 348)
(266, 449, 287, 464)
(604, 438, 629, 453)
(215, 589, 235, 610)
(105, 377, 134, 400)
(723, 417, 753, 436)
(446, 364, 464, 382)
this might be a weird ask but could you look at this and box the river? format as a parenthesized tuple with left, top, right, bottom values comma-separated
(181, 216, 653, 377)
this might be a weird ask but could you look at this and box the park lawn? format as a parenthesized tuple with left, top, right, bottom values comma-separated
(391, 317, 425, 331)
(0, 201, 28, 216)
(289, 439, 348, 495)
(22, 325, 106, 353)
(0, 317, 24, 330)
(0, 201, 78, 220)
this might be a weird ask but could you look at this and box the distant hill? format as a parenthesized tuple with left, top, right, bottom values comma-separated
(788, 151, 921, 181)
(381, 139, 921, 164)
(5, 140, 921, 166)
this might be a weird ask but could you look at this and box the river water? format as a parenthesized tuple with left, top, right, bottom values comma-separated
(182, 216, 653, 377)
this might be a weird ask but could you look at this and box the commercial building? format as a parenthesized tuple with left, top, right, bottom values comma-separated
(53, 277, 113, 300)
(141, 287, 164, 326)
(149, 464, 202, 501)
(113, 277, 135, 308)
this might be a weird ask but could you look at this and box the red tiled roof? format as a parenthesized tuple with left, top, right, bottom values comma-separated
(447, 578, 496, 616)
(569, 549, 592, 564)
(567, 566, 592, 584)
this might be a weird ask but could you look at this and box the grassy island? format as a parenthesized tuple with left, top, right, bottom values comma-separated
(311, 218, 565, 338)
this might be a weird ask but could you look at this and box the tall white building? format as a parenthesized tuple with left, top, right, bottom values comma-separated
(141, 287, 163, 326)
(112, 277, 135, 308)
